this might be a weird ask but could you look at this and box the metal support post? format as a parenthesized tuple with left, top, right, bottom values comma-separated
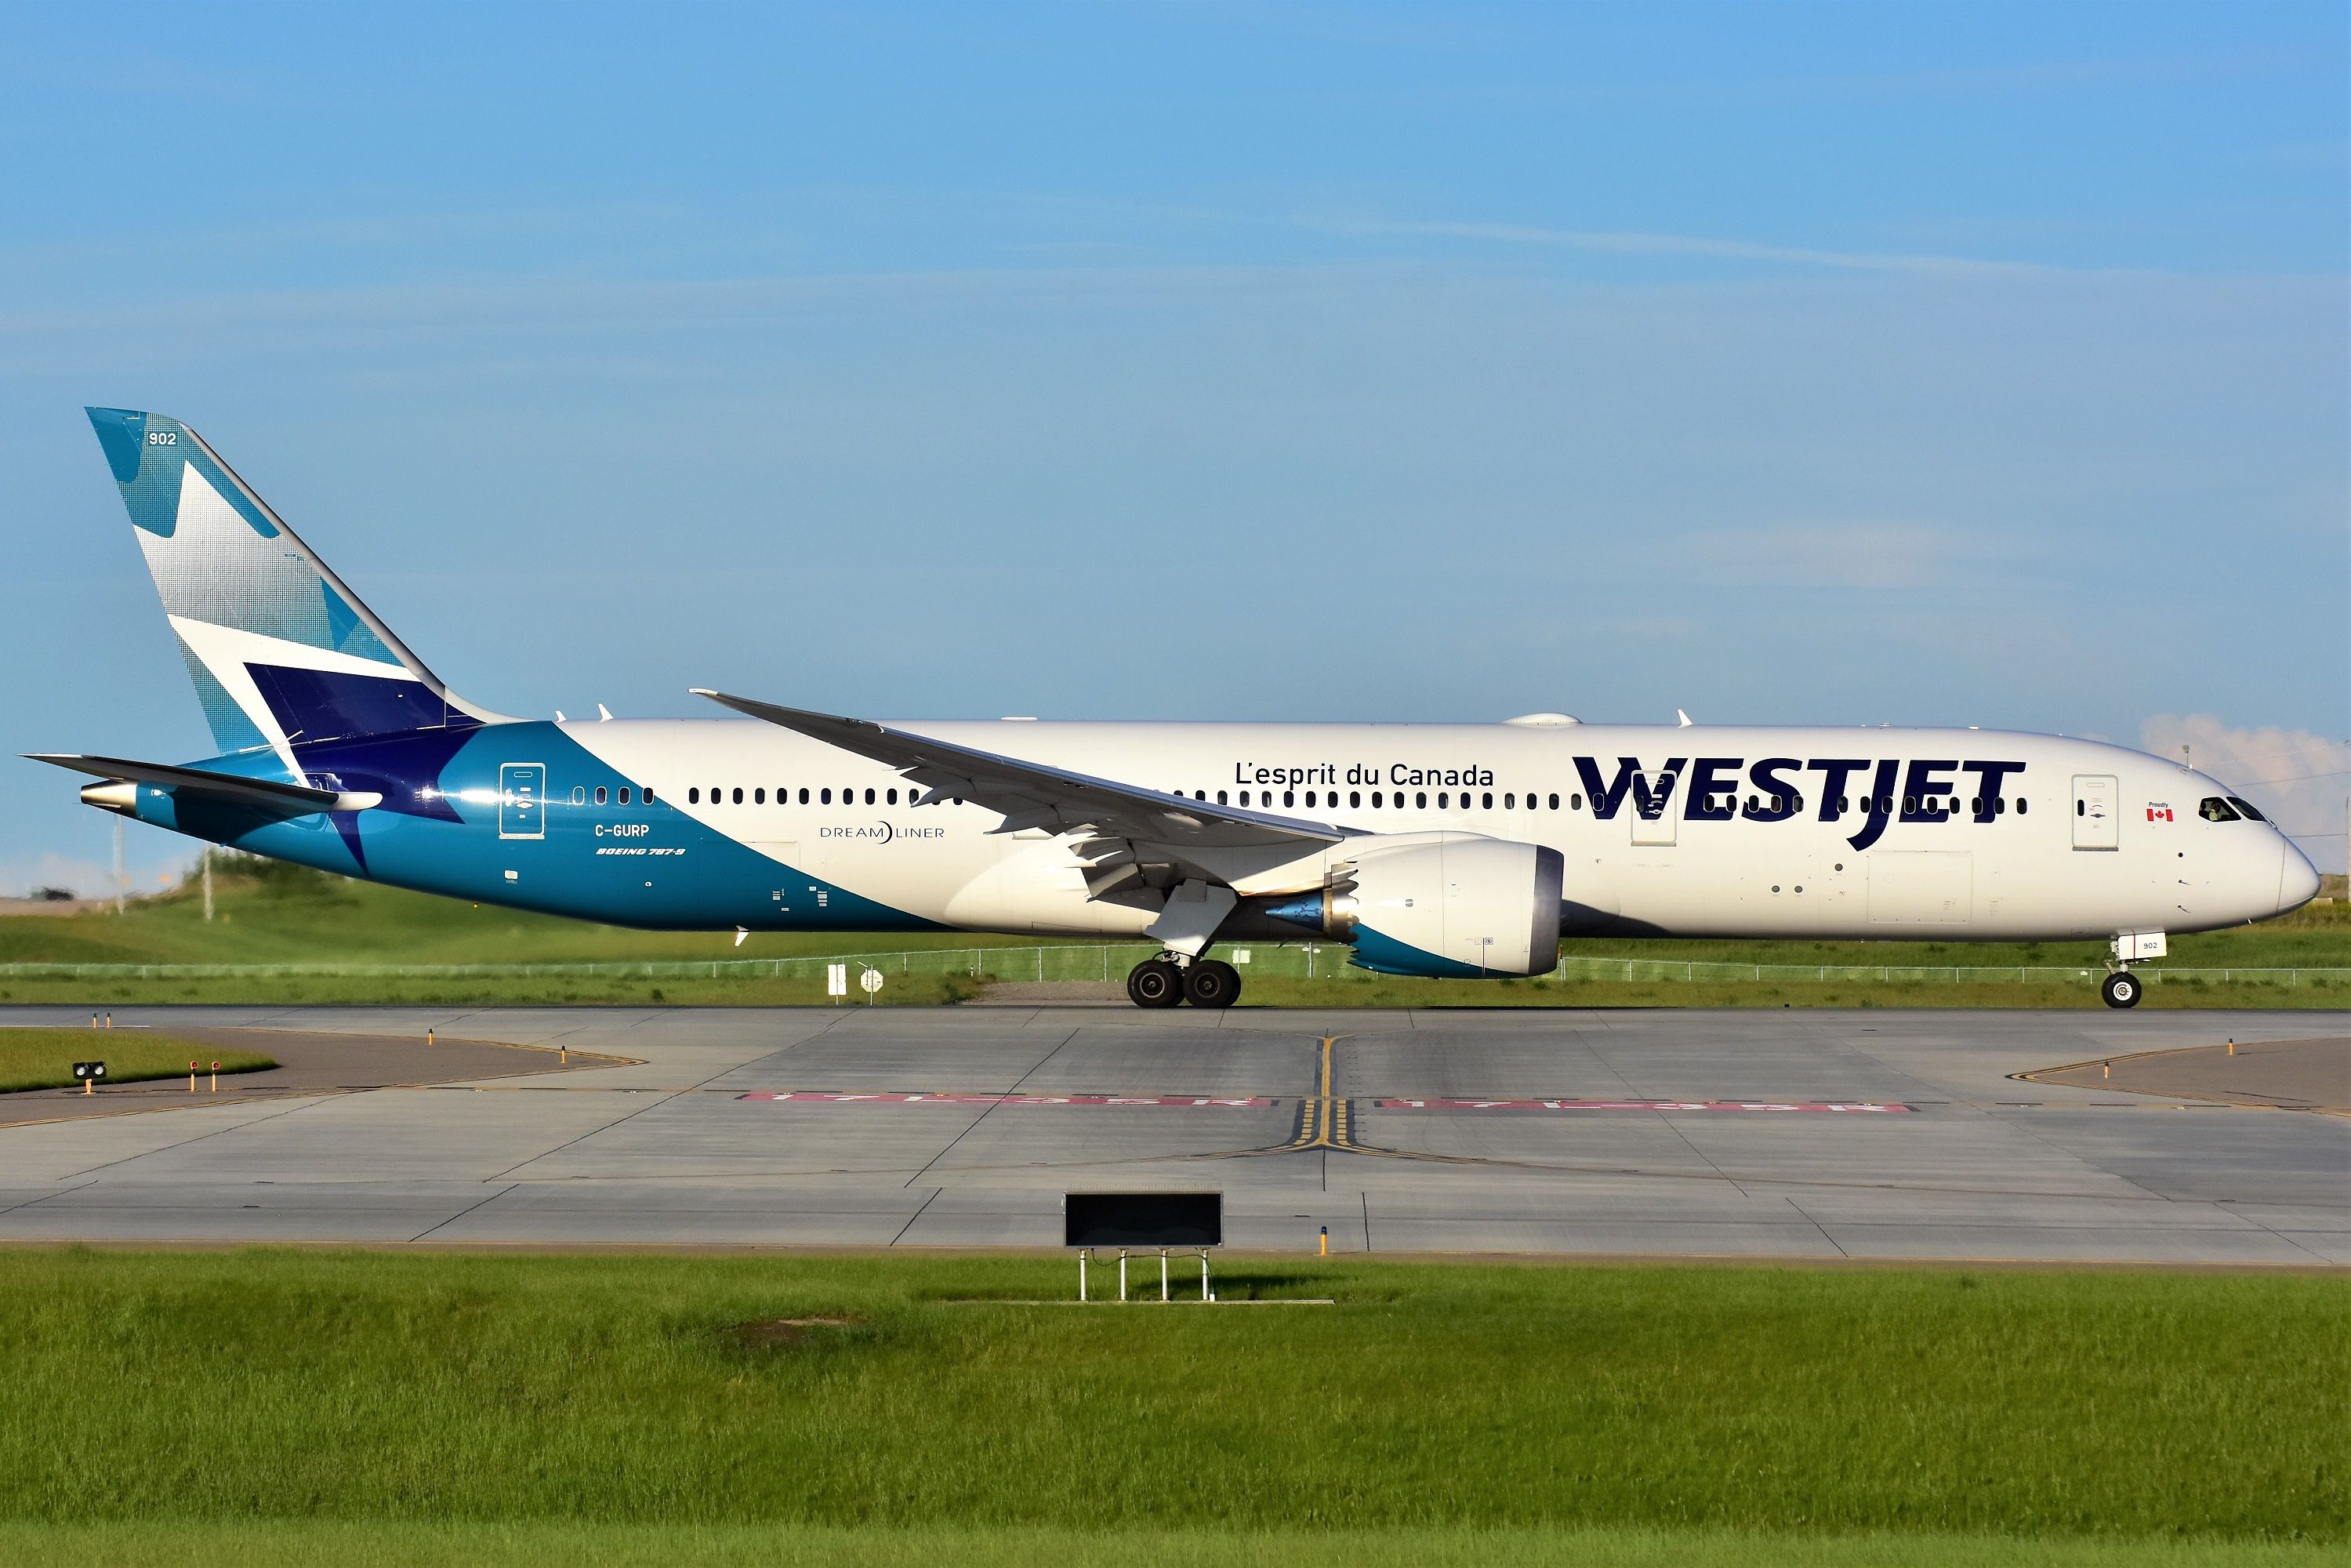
(1159, 1249, 1169, 1301)
(1200, 1249, 1212, 1302)
(1119, 1249, 1128, 1302)
(1078, 1249, 1088, 1301)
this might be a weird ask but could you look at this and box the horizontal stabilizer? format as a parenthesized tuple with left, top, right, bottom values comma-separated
(27, 753, 381, 814)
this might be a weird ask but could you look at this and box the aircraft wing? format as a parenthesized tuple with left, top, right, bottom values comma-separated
(27, 753, 381, 814)
(690, 691, 1345, 855)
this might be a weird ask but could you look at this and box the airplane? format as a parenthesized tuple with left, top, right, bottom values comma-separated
(33, 408, 2321, 1010)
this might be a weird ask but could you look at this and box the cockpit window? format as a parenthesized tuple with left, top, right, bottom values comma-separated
(2227, 797, 2267, 822)
(2199, 797, 2240, 822)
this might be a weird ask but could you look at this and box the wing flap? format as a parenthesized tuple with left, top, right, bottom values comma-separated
(690, 691, 1344, 855)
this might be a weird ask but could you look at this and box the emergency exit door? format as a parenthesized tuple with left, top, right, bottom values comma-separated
(2071, 774, 2118, 850)
(499, 763, 546, 840)
(1631, 771, 1678, 846)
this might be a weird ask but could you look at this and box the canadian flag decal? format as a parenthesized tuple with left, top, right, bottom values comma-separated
(2146, 803, 2174, 822)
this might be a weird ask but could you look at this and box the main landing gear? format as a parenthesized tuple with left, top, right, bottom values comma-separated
(1126, 954, 1241, 1009)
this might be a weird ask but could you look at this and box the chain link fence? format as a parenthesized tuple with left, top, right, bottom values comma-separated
(2, 946, 2346, 988)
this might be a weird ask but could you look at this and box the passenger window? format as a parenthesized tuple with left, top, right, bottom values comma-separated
(1416, 791, 1428, 809)
(754, 788, 765, 804)
(798, 788, 810, 804)
(1437, 792, 1449, 809)
(1371, 791, 1383, 808)
(1217, 790, 1228, 805)
(2017, 799, 2027, 815)
(2228, 797, 2267, 822)
(571, 786, 585, 805)
(1239, 790, 1250, 807)
(1482, 792, 1493, 809)
(1285, 790, 1296, 808)
(821, 788, 832, 804)
(643, 786, 655, 804)
(731, 787, 743, 804)
(887, 788, 898, 805)
(688, 787, 700, 804)
(619, 787, 631, 805)
(594, 786, 608, 806)
(864, 788, 875, 805)
(1350, 791, 1361, 808)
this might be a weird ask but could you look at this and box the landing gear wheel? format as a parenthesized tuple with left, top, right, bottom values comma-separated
(2101, 970, 2142, 1010)
(1184, 959, 1241, 1010)
(1127, 959, 1185, 1009)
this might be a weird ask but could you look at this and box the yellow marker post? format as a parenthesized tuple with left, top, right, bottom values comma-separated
(209, 1061, 218, 1093)
(187, 1060, 197, 1093)
(2102, 1061, 2110, 1079)
(426, 1028, 435, 1047)
(1319, 1225, 1329, 1257)
(2227, 1039, 2236, 1057)
(104, 1013, 112, 1029)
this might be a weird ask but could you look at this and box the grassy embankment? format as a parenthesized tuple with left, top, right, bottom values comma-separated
(0, 1027, 273, 1093)
(0, 858, 2343, 1007)
(0, 1250, 2339, 1566)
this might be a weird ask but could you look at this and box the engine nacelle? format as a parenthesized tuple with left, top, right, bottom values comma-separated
(1254, 835, 1563, 978)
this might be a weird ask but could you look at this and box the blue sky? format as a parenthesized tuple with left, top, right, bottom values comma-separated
(2, 1, 2345, 893)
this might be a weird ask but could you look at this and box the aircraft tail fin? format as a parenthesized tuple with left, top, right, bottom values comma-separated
(84, 408, 509, 765)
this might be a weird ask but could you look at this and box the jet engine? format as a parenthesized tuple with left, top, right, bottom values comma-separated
(1248, 836, 1564, 978)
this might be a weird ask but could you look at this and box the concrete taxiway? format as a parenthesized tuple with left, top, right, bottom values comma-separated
(0, 1004, 2342, 1264)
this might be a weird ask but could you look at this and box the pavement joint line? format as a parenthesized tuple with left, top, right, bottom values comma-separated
(50, 1093, 335, 1181)
(898, 1025, 1084, 1189)
(408, 1181, 520, 1243)
(888, 1189, 943, 1247)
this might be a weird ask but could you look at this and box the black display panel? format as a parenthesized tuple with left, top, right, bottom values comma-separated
(1063, 1192, 1222, 1248)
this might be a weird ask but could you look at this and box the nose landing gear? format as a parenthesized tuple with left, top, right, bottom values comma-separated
(1125, 954, 1243, 1009)
(2100, 931, 2164, 1009)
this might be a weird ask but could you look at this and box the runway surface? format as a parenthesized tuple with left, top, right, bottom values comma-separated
(0, 1004, 2343, 1264)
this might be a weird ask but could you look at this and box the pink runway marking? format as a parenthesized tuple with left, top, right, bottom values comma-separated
(739, 1091, 1275, 1108)
(1373, 1097, 1911, 1114)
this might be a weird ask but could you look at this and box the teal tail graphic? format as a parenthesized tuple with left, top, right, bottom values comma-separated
(84, 408, 506, 765)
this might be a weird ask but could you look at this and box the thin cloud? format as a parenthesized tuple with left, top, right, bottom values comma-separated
(2141, 713, 2349, 866)
(1680, 521, 2023, 591)
(1320, 216, 2059, 277)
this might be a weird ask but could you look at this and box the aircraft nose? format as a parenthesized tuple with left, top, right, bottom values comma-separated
(2277, 839, 2321, 914)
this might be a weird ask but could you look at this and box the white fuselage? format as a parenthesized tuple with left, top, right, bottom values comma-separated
(557, 718, 2314, 942)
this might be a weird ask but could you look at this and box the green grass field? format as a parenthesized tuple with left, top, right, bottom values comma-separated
(1, 858, 2344, 1007)
(0, 1250, 2339, 1566)
(0, 1027, 274, 1093)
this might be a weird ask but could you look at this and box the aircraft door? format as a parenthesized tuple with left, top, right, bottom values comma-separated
(1630, 771, 1678, 847)
(2071, 775, 2118, 851)
(499, 763, 547, 840)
